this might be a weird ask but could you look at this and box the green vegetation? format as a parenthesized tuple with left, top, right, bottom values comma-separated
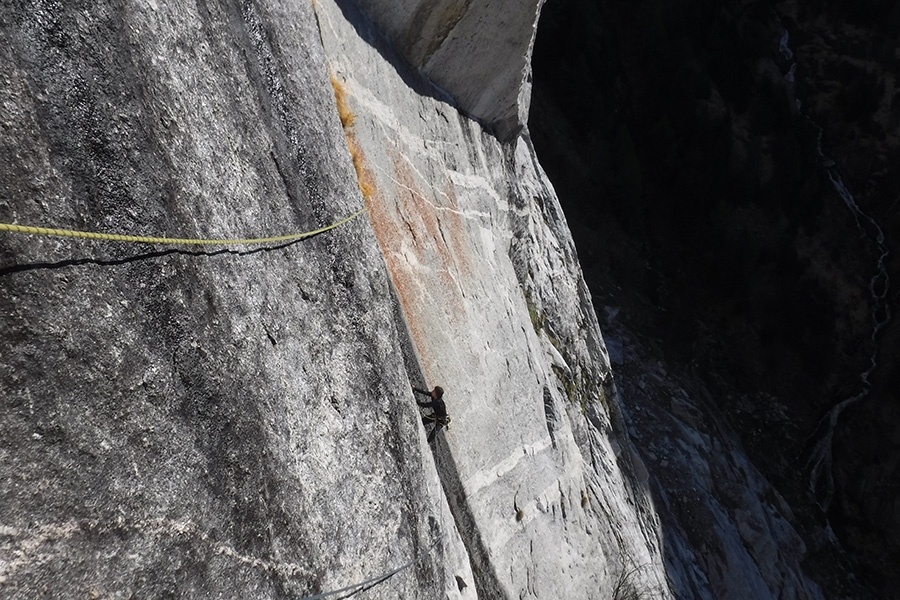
(523, 287, 608, 414)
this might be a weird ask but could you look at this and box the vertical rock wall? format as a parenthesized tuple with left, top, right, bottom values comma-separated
(0, 0, 795, 599)
(0, 1, 469, 597)
(315, 0, 672, 597)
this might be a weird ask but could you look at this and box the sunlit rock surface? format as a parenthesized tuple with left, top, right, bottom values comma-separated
(318, 0, 676, 596)
(2, 0, 869, 598)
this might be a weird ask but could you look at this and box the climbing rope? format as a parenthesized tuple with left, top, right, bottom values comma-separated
(296, 393, 451, 599)
(1, 199, 453, 598)
(297, 536, 442, 600)
(0, 207, 367, 247)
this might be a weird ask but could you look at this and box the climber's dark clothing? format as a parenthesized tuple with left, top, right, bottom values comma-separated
(413, 386, 448, 443)
(413, 387, 447, 419)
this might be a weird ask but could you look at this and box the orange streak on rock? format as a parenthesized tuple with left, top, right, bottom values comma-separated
(363, 147, 483, 381)
(363, 166, 435, 374)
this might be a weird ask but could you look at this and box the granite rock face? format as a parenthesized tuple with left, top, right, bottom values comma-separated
(314, 0, 677, 596)
(350, 0, 544, 140)
(1, 0, 861, 598)
(1, 1, 467, 597)
(1, 0, 667, 598)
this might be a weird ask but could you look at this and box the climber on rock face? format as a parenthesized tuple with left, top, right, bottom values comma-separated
(412, 385, 449, 443)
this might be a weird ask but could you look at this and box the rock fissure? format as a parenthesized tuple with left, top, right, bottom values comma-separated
(387, 269, 503, 599)
(431, 438, 510, 600)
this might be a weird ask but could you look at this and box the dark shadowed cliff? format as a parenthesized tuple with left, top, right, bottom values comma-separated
(531, 0, 900, 596)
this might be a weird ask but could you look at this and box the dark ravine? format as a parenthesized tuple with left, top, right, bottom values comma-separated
(531, 0, 899, 595)
(773, 20, 894, 524)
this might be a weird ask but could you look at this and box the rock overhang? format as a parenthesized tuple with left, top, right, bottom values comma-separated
(350, 0, 545, 141)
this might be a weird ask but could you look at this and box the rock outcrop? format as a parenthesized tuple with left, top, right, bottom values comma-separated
(4, 0, 881, 598)
(315, 0, 675, 596)
(349, 0, 544, 140)
(1, 1, 466, 597)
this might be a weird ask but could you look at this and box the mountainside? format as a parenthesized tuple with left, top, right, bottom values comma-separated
(2, 0, 891, 598)
(1, 2, 454, 597)
(1, 0, 669, 597)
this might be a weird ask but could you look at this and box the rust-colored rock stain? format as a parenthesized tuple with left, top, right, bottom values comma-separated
(364, 148, 479, 379)
(328, 71, 478, 382)
(364, 165, 436, 373)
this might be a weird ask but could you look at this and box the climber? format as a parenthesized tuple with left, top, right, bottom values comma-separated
(412, 385, 450, 443)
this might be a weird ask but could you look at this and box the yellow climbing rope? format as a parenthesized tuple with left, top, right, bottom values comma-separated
(0, 207, 367, 246)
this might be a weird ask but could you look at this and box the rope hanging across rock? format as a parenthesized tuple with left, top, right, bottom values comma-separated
(0, 207, 367, 247)
(297, 536, 443, 600)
